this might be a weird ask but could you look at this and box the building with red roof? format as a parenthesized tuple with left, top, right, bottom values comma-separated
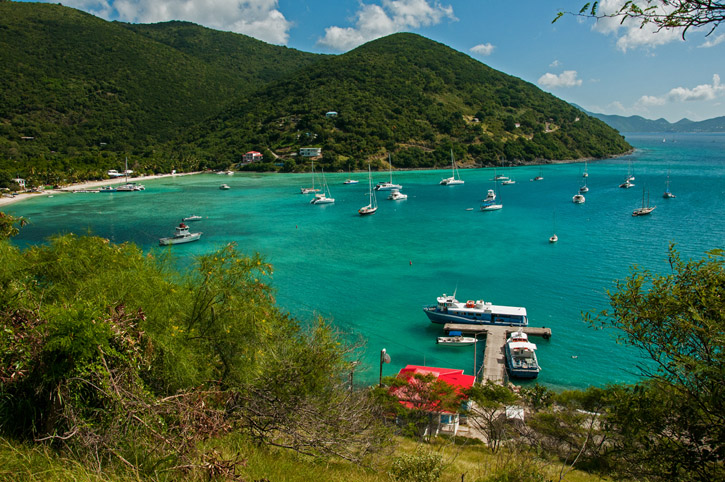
(391, 365, 475, 437)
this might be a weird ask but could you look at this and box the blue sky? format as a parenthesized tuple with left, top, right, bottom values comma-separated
(26, 0, 725, 122)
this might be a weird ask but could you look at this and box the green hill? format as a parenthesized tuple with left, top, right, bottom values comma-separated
(0, 2, 630, 184)
(0, 2, 320, 174)
(178, 33, 631, 171)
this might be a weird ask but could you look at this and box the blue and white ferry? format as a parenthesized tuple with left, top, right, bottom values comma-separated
(423, 293, 528, 326)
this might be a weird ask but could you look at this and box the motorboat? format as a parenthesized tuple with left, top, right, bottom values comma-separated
(388, 189, 407, 200)
(501, 178, 516, 185)
(182, 215, 202, 222)
(159, 223, 202, 246)
(482, 189, 496, 202)
(219, 184, 230, 190)
(505, 331, 540, 379)
(572, 193, 585, 204)
(549, 234, 558, 243)
(424, 294, 528, 326)
(437, 331, 477, 346)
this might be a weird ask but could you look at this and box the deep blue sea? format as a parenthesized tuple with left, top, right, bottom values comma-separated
(7, 133, 725, 389)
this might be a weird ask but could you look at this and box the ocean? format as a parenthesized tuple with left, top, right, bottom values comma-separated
(7, 133, 725, 389)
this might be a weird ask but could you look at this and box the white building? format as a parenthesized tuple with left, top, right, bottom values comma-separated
(12, 178, 25, 188)
(243, 151, 263, 163)
(299, 147, 322, 157)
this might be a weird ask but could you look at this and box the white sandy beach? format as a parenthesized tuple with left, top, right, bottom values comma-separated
(0, 172, 202, 209)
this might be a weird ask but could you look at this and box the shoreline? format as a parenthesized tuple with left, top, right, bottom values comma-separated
(0, 171, 201, 209)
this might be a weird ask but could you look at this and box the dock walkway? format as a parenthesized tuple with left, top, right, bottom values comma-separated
(442, 324, 552, 384)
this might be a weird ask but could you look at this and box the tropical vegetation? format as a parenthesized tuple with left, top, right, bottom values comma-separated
(0, 1, 631, 190)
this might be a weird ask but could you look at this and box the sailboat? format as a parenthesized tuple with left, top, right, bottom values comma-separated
(440, 149, 464, 185)
(632, 187, 656, 216)
(533, 167, 543, 181)
(310, 169, 335, 204)
(115, 157, 145, 191)
(549, 211, 558, 243)
(358, 165, 378, 215)
(301, 159, 320, 194)
(663, 172, 676, 198)
(579, 177, 589, 193)
(582, 160, 589, 178)
(374, 154, 402, 191)
(343, 164, 359, 184)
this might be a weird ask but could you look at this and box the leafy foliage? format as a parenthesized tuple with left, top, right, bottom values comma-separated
(0, 234, 387, 477)
(388, 447, 444, 482)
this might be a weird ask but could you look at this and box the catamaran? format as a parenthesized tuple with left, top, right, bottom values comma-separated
(375, 154, 402, 191)
(440, 149, 464, 185)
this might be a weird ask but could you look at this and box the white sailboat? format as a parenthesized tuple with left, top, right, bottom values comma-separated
(663, 171, 676, 198)
(301, 159, 320, 194)
(440, 149, 464, 185)
(358, 165, 378, 215)
(343, 164, 359, 184)
(582, 160, 589, 178)
(310, 169, 335, 204)
(375, 154, 402, 191)
(115, 157, 145, 191)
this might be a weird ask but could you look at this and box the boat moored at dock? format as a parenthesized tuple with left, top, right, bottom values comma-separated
(424, 294, 528, 326)
(504, 331, 540, 379)
(436, 331, 477, 345)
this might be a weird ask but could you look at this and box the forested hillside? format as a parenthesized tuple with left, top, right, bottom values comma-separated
(0, 2, 630, 187)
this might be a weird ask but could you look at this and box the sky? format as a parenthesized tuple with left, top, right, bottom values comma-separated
(24, 0, 725, 122)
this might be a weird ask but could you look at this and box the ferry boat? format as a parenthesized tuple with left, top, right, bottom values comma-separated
(423, 294, 528, 326)
(504, 331, 540, 379)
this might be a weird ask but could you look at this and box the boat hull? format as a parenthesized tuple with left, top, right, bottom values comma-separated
(159, 233, 202, 246)
(437, 336, 477, 346)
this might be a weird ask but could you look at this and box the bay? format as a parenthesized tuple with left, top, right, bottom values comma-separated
(7, 133, 725, 389)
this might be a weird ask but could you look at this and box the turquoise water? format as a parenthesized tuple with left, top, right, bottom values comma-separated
(7, 133, 725, 389)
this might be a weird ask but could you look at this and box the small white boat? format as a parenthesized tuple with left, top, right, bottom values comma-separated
(619, 179, 634, 189)
(375, 154, 402, 191)
(663, 172, 676, 198)
(572, 193, 585, 204)
(481, 185, 501, 210)
(344, 165, 358, 184)
(482, 189, 496, 202)
(437, 331, 477, 346)
(310, 169, 335, 204)
(219, 184, 230, 190)
(159, 223, 202, 246)
(358, 166, 377, 215)
(501, 178, 516, 185)
(579, 179, 589, 193)
(182, 215, 202, 222)
(582, 160, 589, 178)
(301, 160, 320, 194)
(388, 189, 407, 200)
(440, 149, 464, 185)
(549, 234, 558, 243)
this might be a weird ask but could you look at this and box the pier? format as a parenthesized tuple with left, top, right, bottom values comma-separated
(442, 324, 552, 384)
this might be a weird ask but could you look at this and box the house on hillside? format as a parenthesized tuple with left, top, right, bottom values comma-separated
(326, 111, 338, 118)
(391, 365, 475, 437)
(12, 178, 25, 189)
(299, 147, 322, 157)
(243, 151, 263, 164)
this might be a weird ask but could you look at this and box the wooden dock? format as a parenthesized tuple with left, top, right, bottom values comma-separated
(443, 324, 552, 384)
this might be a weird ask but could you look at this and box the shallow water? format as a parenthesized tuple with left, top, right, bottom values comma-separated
(8, 133, 725, 388)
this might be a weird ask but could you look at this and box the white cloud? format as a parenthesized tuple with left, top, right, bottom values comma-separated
(667, 74, 725, 101)
(592, 0, 682, 52)
(636, 95, 666, 107)
(317, 0, 456, 51)
(699, 33, 725, 48)
(470, 43, 494, 56)
(537, 70, 583, 88)
(105, 0, 291, 45)
(549, 59, 561, 68)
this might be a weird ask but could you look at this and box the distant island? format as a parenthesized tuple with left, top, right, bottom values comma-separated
(574, 105, 725, 133)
